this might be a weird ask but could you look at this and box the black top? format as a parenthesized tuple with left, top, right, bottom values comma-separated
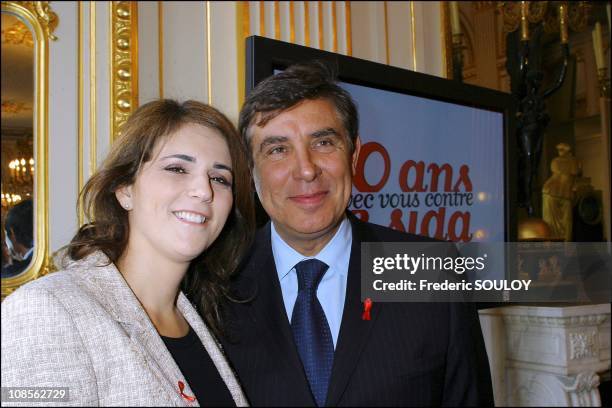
(161, 327, 235, 407)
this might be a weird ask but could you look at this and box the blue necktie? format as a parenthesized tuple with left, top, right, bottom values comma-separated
(291, 259, 334, 407)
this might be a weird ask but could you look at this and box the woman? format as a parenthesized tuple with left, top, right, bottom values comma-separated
(1, 100, 254, 406)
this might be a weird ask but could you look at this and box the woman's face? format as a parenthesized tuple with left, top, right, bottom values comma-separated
(116, 123, 234, 264)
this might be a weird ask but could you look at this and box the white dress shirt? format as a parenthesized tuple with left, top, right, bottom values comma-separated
(271, 218, 352, 348)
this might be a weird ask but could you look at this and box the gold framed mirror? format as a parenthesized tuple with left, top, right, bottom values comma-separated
(1, 1, 57, 299)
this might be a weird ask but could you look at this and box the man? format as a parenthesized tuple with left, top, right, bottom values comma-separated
(221, 62, 493, 406)
(2, 200, 34, 278)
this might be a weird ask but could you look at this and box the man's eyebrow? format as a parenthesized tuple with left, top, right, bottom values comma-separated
(258, 135, 288, 152)
(310, 128, 341, 138)
(160, 154, 195, 162)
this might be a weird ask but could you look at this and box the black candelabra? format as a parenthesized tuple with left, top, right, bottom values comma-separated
(510, 2, 571, 217)
(504, 1, 596, 218)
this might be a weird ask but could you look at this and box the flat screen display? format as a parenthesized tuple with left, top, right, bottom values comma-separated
(343, 81, 506, 242)
(246, 35, 516, 242)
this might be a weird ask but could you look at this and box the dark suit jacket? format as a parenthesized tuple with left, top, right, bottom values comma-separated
(221, 214, 494, 406)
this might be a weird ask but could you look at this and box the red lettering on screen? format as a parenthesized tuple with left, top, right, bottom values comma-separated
(353, 142, 390, 192)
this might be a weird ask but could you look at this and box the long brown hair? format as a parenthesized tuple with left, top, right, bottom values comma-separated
(67, 99, 255, 336)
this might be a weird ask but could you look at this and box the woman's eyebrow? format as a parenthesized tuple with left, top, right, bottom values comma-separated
(160, 155, 233, 173)
(160, 154, 195, 162)
(213, 163, 233, 173)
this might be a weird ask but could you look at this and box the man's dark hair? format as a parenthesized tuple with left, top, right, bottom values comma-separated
(5, 200, 33, 248)
(238, 60, 359, 162)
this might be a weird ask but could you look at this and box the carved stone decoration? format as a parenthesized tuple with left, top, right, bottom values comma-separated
(482, 305, 610, 406)
(569, 331, 598, 360)
(110, 2, 138, 141)
(559, 371, 601, 406)
(503, 313, 609, 328)
(511, 373, 559, 407)
(562, 371, 600, 393)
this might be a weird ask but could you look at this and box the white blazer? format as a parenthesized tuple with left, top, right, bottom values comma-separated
(1, 251, 248, 407)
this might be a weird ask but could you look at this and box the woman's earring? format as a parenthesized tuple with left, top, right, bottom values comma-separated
(123, 203, 131, 210)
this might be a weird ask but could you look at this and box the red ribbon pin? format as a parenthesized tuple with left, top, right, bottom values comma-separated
(178, 381, 196, 402)
(362, 298, 372, 321)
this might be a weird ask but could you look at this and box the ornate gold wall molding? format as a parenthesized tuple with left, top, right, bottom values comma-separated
(110, 1, 138, 142)
(236, 1, 354, 111)
(345, 1, 351, 55)
(90, 1, 97, 175)
(77, 1, 84, 225)
(441, 2, 452, 78)
(206, 1, 211, 104)
(289, 1, 295, 43)
(1, 1, 57, 47)
(317, 1, 323, 49)
(384, 1, 389, 65)
(15, 1, 58, 40)
(1, 0, 56, 298)
(1, 100, 32, 114)
(241, 1, 352, 54)
(410, 1, 417, 70)
(1, 19, 35, 47)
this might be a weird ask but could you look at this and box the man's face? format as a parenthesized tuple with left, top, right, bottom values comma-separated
(250, 98, 360, 253)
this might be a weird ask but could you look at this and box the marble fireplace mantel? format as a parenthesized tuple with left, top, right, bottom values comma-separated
(479, 304, 611, 406)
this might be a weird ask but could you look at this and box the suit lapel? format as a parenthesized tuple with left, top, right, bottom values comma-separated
(122, 322, 195, 406)
(85, 252, 196, 406)
(326, 217, 382, 406)
(247, 224, 314, 404)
